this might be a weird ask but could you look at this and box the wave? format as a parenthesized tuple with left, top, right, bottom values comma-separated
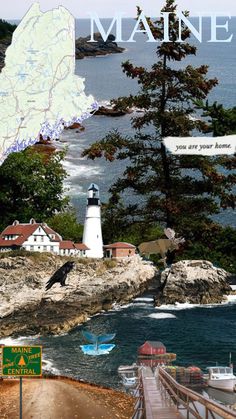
(155, 296, 236, 311)
(148, 312, 177, 319)
(111, 303, 133, 311)
(43, 358, 61, 375)
(0, 336, 24, 345)
(155, 303, 200, 311)
(133, 297, 154, 303)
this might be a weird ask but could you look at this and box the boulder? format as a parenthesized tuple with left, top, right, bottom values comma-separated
(155, 260, 231, 306)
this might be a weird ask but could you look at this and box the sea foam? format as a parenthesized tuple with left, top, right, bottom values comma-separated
(148, 312, 177, 319)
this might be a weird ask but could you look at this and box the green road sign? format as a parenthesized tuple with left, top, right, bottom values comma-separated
(2, 346, 42, 377)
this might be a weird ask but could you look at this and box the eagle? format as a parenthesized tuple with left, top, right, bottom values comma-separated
(45, 261, 75, 291)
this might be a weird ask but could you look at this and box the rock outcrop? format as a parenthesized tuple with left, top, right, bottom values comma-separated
(0, 255, 156, 337)
(155, 260, 231, 306)
(94, 106, 132, 117)
(75, 33, 125, 59)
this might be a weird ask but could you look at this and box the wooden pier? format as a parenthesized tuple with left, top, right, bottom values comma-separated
(133, 367, 236, 419)
(140, 367, 182, 418)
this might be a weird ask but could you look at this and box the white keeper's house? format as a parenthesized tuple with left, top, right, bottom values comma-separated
(0, 218, 89, 257)
(0, 184, 136, 259)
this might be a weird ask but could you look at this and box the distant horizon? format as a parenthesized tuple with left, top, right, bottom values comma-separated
(5, 15, 236, 21)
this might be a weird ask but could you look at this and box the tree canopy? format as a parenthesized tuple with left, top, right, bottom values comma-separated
(0, 19, 16, 40)
(46, 210, 83, 242)
(0, 149, 68, 230)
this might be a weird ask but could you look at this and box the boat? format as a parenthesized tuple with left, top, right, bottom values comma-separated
(206, 367, 236, 391)
(118, 363, 139, 388)
(121, 376, 138, 387)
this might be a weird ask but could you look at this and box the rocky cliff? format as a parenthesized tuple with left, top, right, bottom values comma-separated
(0, 255, 156, 337)
(155, 260, 231, 306)
(75, 33, 125, 59)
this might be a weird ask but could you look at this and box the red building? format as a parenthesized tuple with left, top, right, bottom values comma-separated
(138, 341, 166, 356)
(104, 242, 136, 258)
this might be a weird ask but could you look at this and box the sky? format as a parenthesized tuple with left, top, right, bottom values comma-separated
(1, 0, 236, 20)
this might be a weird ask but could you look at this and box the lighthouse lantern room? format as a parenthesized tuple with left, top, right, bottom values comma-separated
(82, 184, 103, 258)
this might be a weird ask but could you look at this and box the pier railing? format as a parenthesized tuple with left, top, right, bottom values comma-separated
(158, 366, 236, 419)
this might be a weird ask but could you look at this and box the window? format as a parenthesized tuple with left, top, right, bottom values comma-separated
(50, 246, 54, 252)
(34, 236, 37, 242)
(43, 246, 47, 251)
(41, 236, 44, 242)
(30, 246, 34, 251)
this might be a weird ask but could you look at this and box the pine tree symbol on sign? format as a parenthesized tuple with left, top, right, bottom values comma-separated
(18, 356, 26, 366)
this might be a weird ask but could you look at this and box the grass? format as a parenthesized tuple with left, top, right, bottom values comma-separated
(0, 250, 118, 268)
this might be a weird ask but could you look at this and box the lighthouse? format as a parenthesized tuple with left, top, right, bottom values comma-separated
(82, 183, 103, 258)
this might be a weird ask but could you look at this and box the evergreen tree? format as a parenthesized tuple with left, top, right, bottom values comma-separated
(83, 0, 235, 243)
(0, 19, 16, 40)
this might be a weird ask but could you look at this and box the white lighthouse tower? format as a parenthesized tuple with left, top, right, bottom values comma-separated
(82, 183, 103, 258)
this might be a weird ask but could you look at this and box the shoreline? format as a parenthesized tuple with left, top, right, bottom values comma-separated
(0, 255, 157, 337)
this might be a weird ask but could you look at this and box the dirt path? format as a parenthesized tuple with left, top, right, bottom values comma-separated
(0, 378, 134, 419)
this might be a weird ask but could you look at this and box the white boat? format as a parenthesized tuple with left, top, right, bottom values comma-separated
(206, 367, 236, 391)
(118, 363, 139, 388)
(121, 376, 138, 387)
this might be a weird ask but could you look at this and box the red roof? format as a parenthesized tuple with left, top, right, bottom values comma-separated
(59, 240, 75, 250)
(0, 221, 61, 248)
(44, 226, 62, 242)
(74, 243, 89, 250)
(0, 237, 25, 247)
(103, 242, 136, 249)
(2, 224, 38, 237)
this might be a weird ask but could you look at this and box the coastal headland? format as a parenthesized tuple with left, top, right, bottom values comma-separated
(0, 376, 134, 418)
(0, 254, 232, 338)
(0, 254, 156, 337)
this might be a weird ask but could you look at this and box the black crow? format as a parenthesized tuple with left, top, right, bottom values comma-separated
(45, 261, 75, 291)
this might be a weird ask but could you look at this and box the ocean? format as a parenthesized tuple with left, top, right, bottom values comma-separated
(60, 18, 236, 227)
(2, 297, 236, 405)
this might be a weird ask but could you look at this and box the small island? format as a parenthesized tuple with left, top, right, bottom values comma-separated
(75, 33, 125, 59)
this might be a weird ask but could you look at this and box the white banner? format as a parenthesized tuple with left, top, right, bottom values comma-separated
(164, 135, 236, 155)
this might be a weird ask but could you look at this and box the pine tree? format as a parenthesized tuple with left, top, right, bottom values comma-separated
(83, 0, 235, 244)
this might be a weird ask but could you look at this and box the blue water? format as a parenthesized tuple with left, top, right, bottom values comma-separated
(7, 299, 236, 391)
(60, 18, 236, 226)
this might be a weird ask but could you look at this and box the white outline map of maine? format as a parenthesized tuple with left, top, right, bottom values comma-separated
(0, 2, 98, 164)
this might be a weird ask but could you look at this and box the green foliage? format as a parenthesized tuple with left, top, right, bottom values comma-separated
(195, 100, 236, 136)
(83, 0, 235, 257)
(46, 210, 83, 242)
(0, 249, 52, 261)
(0, 19, 16, 40)
(0, 149, 69, 230)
